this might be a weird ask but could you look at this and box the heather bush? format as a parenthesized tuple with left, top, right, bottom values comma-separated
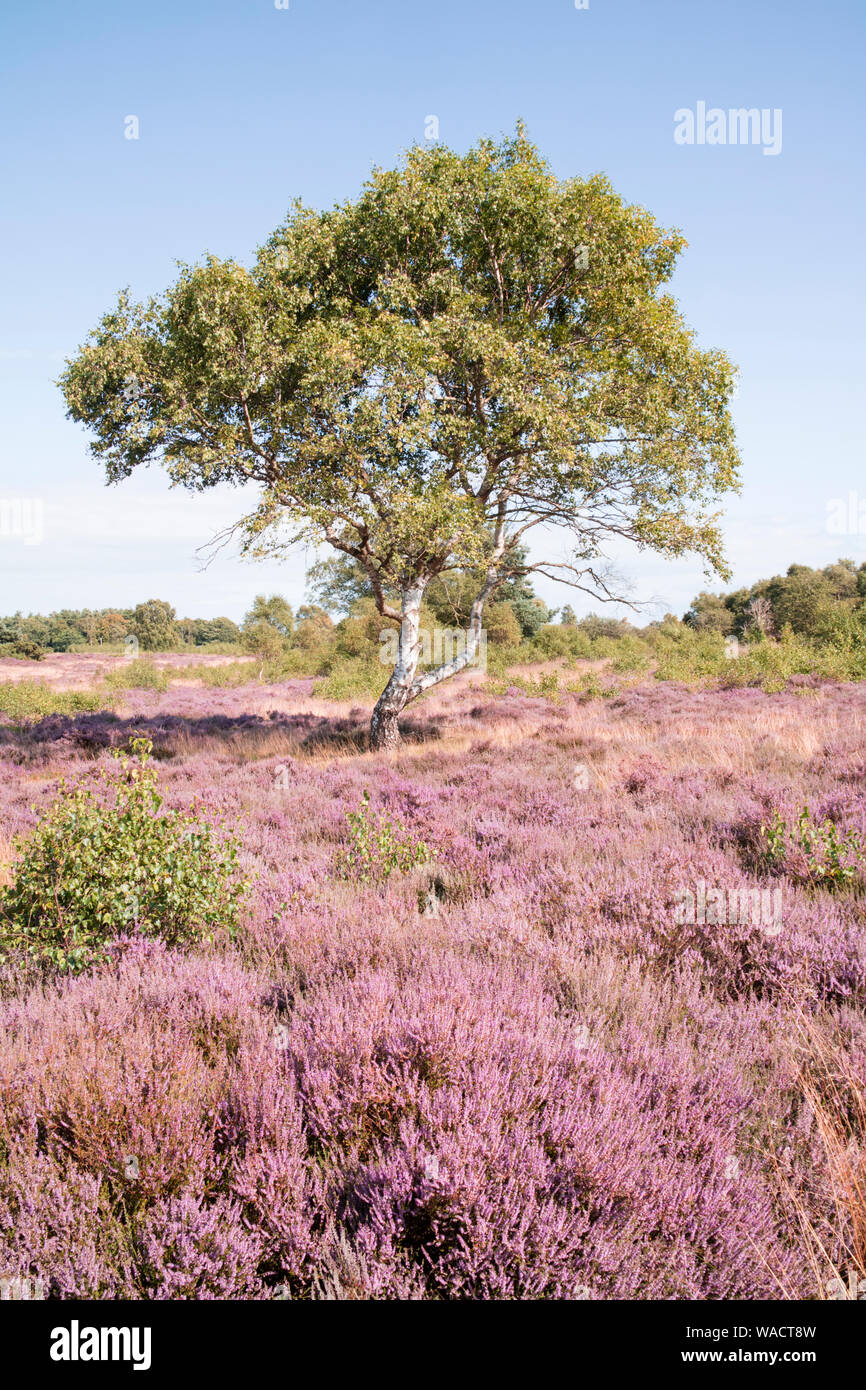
(287, 958, 793, 1299)
(0, 737, 247, 972)
(0, 670, 864, 1298)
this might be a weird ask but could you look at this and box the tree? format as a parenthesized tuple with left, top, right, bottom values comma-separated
(683, 591, 734, 634)
(133, 599, 180, 651)
(193, 616, 242, 645)
(744, 594, 775, 638)
(767, 568, 833, 638)
(242, 594, 294, 641)
(484, 601, 522, 647)
(559, 605, 577, 626)
(99, 610, 128, 644)
(293, 605, 333, 650)
(307, 555, 380, 616)
(59, 127, 740, 749)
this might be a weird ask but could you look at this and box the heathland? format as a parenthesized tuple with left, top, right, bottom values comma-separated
(0, 645, 864, 1299)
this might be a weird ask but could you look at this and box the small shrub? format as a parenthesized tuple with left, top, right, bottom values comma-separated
(760, 805, 865, 891)
(486, 672, 560, 700)
(565, 670, 604, 701)
(104, 658, 169, 692)
(178, 660, 259, 688)
(0, 681, 113, 720)
(0, 737, 248, 973)
(794, 807, 865, 889)
(315, 660, 384, 701)
(337, 791, 430, 885)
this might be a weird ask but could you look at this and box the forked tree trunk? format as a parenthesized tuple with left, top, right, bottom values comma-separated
(368, 570, 496, 752)
(369, 583, 425, 752)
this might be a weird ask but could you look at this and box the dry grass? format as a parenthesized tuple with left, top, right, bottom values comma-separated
(0, 833, 15, 888)
(775, 1012, 866, 1299)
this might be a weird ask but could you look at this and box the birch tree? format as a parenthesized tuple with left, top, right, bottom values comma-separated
(60, 126, 740, 749)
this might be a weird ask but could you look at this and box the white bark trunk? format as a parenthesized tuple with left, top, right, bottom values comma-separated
(369, 582, 425, 751)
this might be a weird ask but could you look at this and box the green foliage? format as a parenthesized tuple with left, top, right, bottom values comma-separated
(611, 641, 652, 674)
(0, 738, 248, 973)
(104, 658, 169, 691)
(133, 599, 180, 652)
(683, 591, 735, 634)
(760, 806, 865, 891)
(315, 659, 385, 701)
(487, 670, 562, 700)
(794, 807, 865, 890)
(242, 594, 294, 641)
(686, 559, 866, 644)
(530, 625, 593, 661)
(60, 126, 740, 726)
(0, 681, 115, 721)
(337, 791, 430, 886)
(293, 606, 334, 651)
(759, 811, 789, 870)
(181, 660, 261, 687)
(568, 670, 606, 700)
(178, 615, 242, 647)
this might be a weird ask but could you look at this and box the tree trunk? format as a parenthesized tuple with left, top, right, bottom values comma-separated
(368, 564, 502, 751)
(369, 582, 424, 752)
(369, 692, 406, 751)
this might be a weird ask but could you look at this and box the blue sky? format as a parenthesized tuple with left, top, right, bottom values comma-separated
(1, 0, 864, 622)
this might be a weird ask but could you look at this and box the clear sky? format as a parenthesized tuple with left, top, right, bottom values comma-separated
(1, 0, 864, 622)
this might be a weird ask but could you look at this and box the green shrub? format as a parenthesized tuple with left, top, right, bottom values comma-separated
(337, 791, 430, 885)
(0, 737, 248, 973)
(104, 658, 169, 692)
(178, 660, 259, 688)
(315, 659, 385, 700)
(486, 671, 561, 700)
(0, 681, 114, 721)
(760, 805, 865, 891)
(0, 639, 46, 660)
(565, 670, 605, 700)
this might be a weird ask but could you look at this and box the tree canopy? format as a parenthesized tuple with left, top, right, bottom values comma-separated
(60, 125, 740, 746)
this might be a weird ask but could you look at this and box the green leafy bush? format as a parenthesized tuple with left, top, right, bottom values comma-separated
(486, 671, 561, 700)
(760, 805, 865, 891)
(315, 659, 385, 700)
(0, 738, 248, 973)
(337, 791, 430, 885)
(104, 658, 169, 691)
(176, 660, 259, 688)
(0, 681, 114, 721)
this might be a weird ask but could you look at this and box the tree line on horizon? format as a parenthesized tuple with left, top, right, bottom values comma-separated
(2, 558, 865, 664)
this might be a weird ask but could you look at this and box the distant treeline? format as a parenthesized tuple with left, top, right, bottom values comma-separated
(0, 552, 556, 660)
(2, 559, 865, 665)
(0, 602, 241, 659)
(682, 559, 866, 640)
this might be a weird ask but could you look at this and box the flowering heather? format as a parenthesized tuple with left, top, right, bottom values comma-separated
(0, 658, 865, 1299)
